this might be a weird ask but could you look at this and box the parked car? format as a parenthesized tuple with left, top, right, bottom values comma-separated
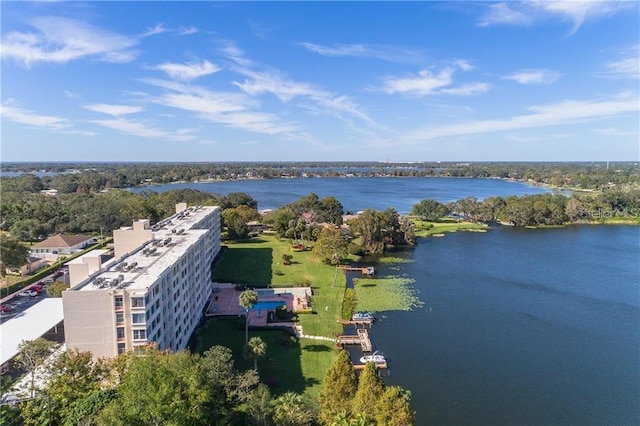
(42, 278, 54, 284)
(18, 290, 38, 297)
(31, 285, 44, 293)
(0, 304, 11, 313)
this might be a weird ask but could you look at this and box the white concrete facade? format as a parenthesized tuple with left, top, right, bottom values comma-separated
(62, 204, 221, 358)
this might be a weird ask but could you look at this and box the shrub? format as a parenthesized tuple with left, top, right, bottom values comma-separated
(342, 288, 357, 319)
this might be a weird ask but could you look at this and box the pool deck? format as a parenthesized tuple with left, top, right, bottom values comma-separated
(207, 283, 310, 326)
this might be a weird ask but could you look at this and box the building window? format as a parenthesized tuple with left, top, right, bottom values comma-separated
(116, 327, 125, 340)
(132, 329, 146, 340)
(131, 297, 144, 308)
(132, 313, 145, 324)
(117, 343, 126, 354)
(115, 312, 124, 325)
(114, 296, 123, 309)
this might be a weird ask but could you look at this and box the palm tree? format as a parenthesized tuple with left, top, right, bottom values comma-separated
(239, 289, 258, 344)
(246, 336, 267, 371)
(272, 392, 314, 426)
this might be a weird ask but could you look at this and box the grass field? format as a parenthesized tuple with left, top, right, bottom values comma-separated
(412, 218, 488, 238)
(201, 234, 356, 398)
(192, 318, 335, 398)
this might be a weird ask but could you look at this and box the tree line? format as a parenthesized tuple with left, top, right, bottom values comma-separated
(2, 161, 638, 193)
(3, 338, 416, 426)
(411, 189, 640, 227)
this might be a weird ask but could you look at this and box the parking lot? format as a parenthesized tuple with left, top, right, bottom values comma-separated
(0, 271, 65, 325)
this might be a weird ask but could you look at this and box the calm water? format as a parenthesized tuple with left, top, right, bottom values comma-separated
(370, 225, 639, 425)
(139, 177, 637, 424)
(130, 177, 551, 214)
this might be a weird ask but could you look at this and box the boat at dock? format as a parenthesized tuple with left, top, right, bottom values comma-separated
(352, 311, 374, 321)
(360, 350, 386, 364)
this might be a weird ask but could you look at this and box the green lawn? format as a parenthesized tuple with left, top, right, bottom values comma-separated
(192, 317, 335, 398)
(199, 234, 354, 399)
(212, 235, 350, 337)
(412, 218, 488, 238)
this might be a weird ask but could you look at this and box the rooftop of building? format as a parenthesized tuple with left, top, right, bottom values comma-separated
(72, 205, 218, 294)
(31, 233, 95, 248)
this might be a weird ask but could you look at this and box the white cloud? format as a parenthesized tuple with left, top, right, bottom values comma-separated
(140, 23, 167, 37)
(378, 62, 487, 97)
(177, 26, 198, 36)
(154, 60, 221, 81)
(299, 42, 424, 64)
(142, 78, 300, 136)
(64, 90, 80, 99)
(479, 3, 534, 27)
(503, 69, 560, 85)
(83, 104, 144, 116)
(479, 1, 630, 34)
(593, 127, 639, 137)
(89, 117, 194, 142)
(234, 68, 375, 125)
(1, 16, 140, 66)
(405, 93, 639, 141)
(598, 45, 640, 80)
(1, 103, 69, 129)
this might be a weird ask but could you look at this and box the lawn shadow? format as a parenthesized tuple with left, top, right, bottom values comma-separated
(212, 247, 273, 285)
(193, 318, 307, 395)
(360, 283, 377, 288)
(303, 344, 332, 352)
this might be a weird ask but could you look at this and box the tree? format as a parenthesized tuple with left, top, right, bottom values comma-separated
(21, 348, 110, 425)
(313, 226, 348, 264)
(199, 345, 260, 419)
(374, 386, 415, 426)
(46, 281, 69, 298)
(10, 219, 48, 243)
(352, 362, 384, 422)
(245, 336, 267, 372)
(0, 235, 30, 275)
(319, 196, 344, 225)
(245, 383, 273, 426)
(411, 199, 450, 221)
(99, 348, 215, 426)
(239, 289, 258, 344)
(64, 388, 117, 426)
(350, 209, 386, 254)
(14, 338, 56, 398)
(318, 350, 358, 424)
(272, 392, 315, 426)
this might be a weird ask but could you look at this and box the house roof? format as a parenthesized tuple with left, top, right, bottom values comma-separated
(31, 234, 94, 249)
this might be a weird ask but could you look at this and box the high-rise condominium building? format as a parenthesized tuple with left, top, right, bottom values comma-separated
(62, 203, 221, 358)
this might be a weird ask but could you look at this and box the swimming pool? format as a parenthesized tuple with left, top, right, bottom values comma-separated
(250, 301, 286, 311)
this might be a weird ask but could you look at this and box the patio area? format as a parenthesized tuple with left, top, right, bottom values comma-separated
(206, 284, 312, 326)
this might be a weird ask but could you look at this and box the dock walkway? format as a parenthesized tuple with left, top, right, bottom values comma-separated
(336, 328, 372, 352)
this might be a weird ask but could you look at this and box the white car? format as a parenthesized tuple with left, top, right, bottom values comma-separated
(18, 290, 38, 297)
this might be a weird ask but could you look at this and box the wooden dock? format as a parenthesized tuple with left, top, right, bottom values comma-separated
(337, 318, 374, 326)
(336, 328, 372, 352)
(353, 362, 388, 370)
(338, 266, 375, 275)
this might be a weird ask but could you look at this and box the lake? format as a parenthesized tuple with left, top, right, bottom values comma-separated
(368, 225, 639, 425)
(130, 176, 552, 214)
(138, 177, 638, 424)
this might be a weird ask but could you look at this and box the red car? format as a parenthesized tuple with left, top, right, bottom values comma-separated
(32, 284, 44, 293)
(0, 304, 11, 313)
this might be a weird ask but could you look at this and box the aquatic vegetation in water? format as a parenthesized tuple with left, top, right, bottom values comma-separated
(376, 256, 414, 264)
(354, 276, 424, 312)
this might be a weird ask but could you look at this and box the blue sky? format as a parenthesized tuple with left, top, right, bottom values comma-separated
(1, 1, 638, 162)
